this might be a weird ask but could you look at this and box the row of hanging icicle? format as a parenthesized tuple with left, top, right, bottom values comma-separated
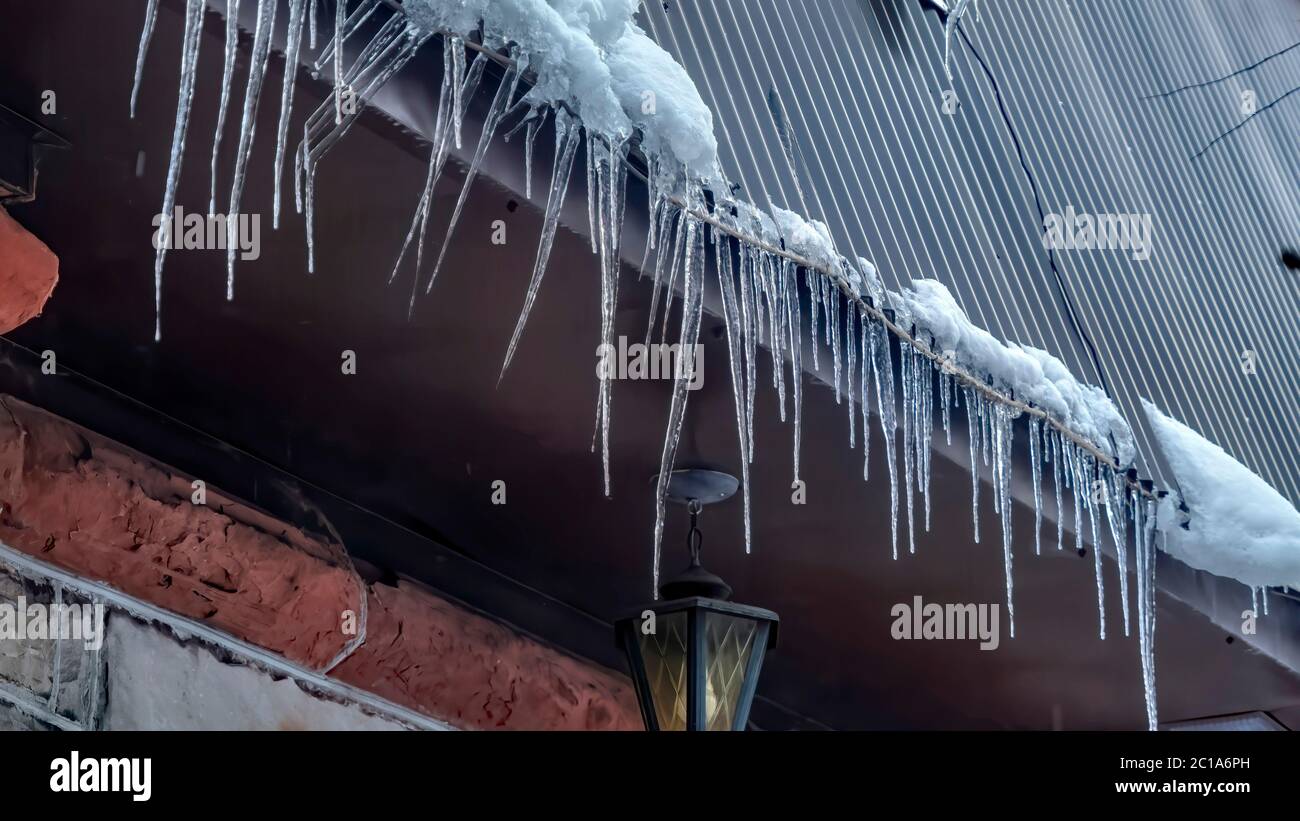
(133, 0, 1159, 729)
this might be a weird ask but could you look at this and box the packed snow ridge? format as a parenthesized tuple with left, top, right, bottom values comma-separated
(888, 279, 1136, 465)
(403, 0, 719, 181)
(1143, 401, 1300, 591)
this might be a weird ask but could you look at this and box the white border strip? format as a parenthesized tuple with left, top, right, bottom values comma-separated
(0, 541, 455, 732)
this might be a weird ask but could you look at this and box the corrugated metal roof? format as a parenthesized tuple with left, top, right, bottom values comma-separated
(640, 0, 1300, 502)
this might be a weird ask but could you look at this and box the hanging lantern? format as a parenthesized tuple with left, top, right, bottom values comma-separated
(615, 470, 778, 731)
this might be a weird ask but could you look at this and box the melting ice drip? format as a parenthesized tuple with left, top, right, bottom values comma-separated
(132, 0, 1161, 729)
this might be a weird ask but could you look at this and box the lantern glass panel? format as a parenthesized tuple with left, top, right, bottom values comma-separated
(702, 610, 759, 731)
(636, 610, 689, 731)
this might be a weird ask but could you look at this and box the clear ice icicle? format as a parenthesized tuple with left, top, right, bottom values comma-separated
(590, 137, 629, 496)
(151, 0, 207, 342)
(1051, 430, 1064, 551)
(524, 114, 542, 200)
(807, 272, 820, 372)
(784, 261, 803, 481)
(919, 354, 933, 533)
(964, 385, 981, 543)
(845, 307, 856, 448)
(717, 236, 752, 554)
(831, 289, 842, 404)
(1133, 492, 1158, 730)
(1028, 417, 1042, 556)
(500, 110, 582, 377)
(425, 66, 522, 293)
(226, 0, 280, 301)
(939, 369, 952, 446)
(209, 0, 241, 215)
(1104, 468, 1131, 637)
(130, 0, 161, 118)
(334, 0, 347, 124)
(272, 0, 308, 229)
(993, 402, 1016, 638)
(872, 321, 899, 559)
(449, 39, 466, 148)
(652, 213, 706, 596)
(742, 247, 758, 461)
(859, 310, 871, 481)
(388, 42, 454, 288)
(900, 345, 916, 555)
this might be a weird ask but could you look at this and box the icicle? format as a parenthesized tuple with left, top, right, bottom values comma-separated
(657, 211, 686, 345)
(807, 272, 820, 372)
(425, 65, 522, 292)
(1133, 492, 1158, 730)
(981, 397, 992, 467)
(993, 403, 1016, 638)
(859, 310, 872, 481)
(334, 0, 348, 125)
(822, 278, 834, 347)
(388, 42, 455, 287)
(130, 0, 162, 118)
(524, 115, 542, 200)
(1067, 442, 1104, 640)
(716, 236, 752, 554)
(226, 0, 280, 301)
(449, 37, 467, 148)
(1104, 468, 1131, 637)
(309, 0, 318, 49)
(1051, 430, 1064, 551)
(964, 385, 981, 543)
(150, 0, 207, 342)
(585, 133, 600, 254)
(919, 354, 933, 533)
(845, 307, 857, 448)
(500, 109, 582, 376)
(644, 207, 678, 346)
(652, 212, 706, 596)
(1085, 454, 1105, 640)
(273, 0, 308, 230)
(742, 247, 758, 461)
(766, 257, 787, 422)
(900, 344, 917, 555)
(784, 261, 803, 481)
(1262, 586, 1269, 616)
(209, 0, 241, 215)
(831, 289, 842, 404)
(1028, 416, 1043, 556)
(1250, 586, 1258, 614)
(872, 322, 900, 559)
(939, 369, 952, 446)
(589, 136, 630, 496)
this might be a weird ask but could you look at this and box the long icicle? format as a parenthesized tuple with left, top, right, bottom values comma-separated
(785, 260, 803, 482)
(964, 385, 981, 543)
(717, 235, 752, 554)
(500, 109, 582, 377)
(151, 0, 207, 342)
(209, 0, 242, 215)
(652, 210, 705, 596)
(388, 42, 455, 297)
(130, 0, 162, 118)
(226, 0, 280, 301)
(424, 64, 522, 292)
(273, 0, 308, 229)
(1029, 416, 1043, 556)
(871, 320, 899, 559)
(333, 0, 347, 124)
